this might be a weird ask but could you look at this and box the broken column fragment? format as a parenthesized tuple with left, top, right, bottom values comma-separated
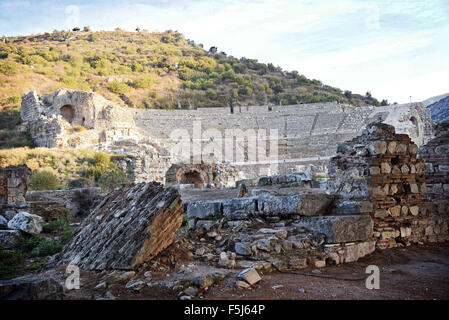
(57, 182, 183, 270)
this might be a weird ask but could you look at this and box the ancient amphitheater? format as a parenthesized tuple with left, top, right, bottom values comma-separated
(20, 89, 433, 188)
(1, 88, 447, 300)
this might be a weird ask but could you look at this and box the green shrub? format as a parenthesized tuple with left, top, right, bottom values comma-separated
(205, 89, 217, 100)
(15, 235, 42, 252)
(6, 95, 21, 105)
(84, 152, 129, 193)
(133, 76, 153, 89)
(30, 170, 60, 190)
(0, 61, 20, 75)
(42, 216, 71, 234)
(31, 239, 63, 257)
(107, 80, 130, 94)
(88, 33, 99, 42)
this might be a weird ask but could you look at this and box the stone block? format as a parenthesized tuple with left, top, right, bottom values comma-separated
(258, 192, 332, 216)
(222, 198, 256, 220)
(186, 200, 222, 220)
(333, 200, 373, 215)
(235, 242, 252, 256)
(294, 215, 373, 244)
(238, 268, 261, 285)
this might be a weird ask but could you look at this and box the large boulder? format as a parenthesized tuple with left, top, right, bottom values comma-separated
(7, 211, 44, 234)
(57, 182, 183, 270)
(294, 215, 373, 243)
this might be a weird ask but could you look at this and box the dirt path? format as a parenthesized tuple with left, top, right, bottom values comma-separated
(204, 244, 449, 300)
(53, 243, 449, 300)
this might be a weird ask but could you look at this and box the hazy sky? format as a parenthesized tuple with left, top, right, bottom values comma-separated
(1, 0, 448, 103)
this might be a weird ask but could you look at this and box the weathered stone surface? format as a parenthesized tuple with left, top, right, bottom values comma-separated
(295, 215, 373, 243)
(258, 192, 332, 216)
(186, 200, 222, 220)
(235, 242, 252, 256)
(238, 268, 261, 285)
(0, 276, 65, 300)
(7, 211, 44, 234)
(0, 215, 8, 229)
(256, 228, 288, 239)
(0, 165, 31, 205)
(325, 241, 376, 264)
(125, 279, 145, 292)
(0, 230, 22, 249)
(333, 200, 373, 215)
(1, 209, 17, 221)
(57, 182, 183, 270)
(222, 198, 256, 220)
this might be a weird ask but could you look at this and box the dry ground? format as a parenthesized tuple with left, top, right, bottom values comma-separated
(49, 243, 449, 300)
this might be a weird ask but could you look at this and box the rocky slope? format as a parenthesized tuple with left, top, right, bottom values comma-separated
(426, 95, 449, 123)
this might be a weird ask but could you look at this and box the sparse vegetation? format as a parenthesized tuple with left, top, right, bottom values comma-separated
(0, 29, 384, 116)
(0, 147, 129, 192)
(0, 214, 74, 280)
(29, 170, 60, 190)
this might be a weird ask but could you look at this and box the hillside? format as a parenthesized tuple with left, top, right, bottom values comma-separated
(422, 92, 449, 107)
(427, 95, 449, 123)
(0, 29, 386, 111)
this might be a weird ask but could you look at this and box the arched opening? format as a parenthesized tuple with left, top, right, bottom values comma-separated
(60, 104, 75, 123)
(179, 170, 204, 188)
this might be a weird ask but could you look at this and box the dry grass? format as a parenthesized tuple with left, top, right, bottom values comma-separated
(0, 147, 96, 188)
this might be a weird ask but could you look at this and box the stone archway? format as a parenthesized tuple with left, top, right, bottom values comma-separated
(60, 104, 75, 123)
(165, 164, 213, 188)
(179, 170, 204, 188)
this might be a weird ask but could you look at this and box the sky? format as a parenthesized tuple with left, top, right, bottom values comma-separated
(1, 0, 448, 103)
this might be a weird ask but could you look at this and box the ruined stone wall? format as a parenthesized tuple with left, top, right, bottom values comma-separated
(0, 165, 31, 205)
(327, 123, 448, 250)
(419, 123, 449, 216)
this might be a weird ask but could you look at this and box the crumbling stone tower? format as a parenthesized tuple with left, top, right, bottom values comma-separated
(328, 123, 448, 250)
